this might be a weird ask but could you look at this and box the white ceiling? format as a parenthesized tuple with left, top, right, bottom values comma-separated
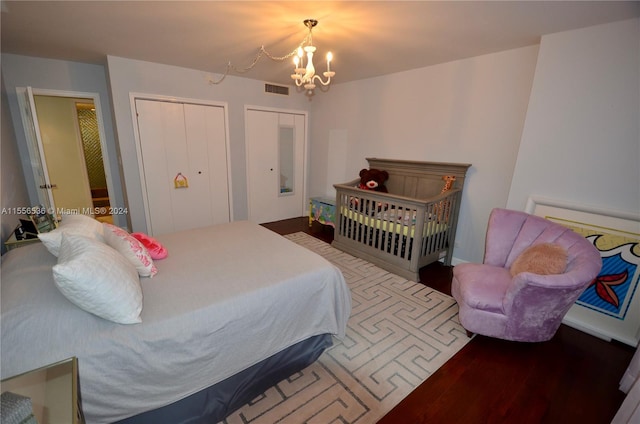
(2, 1, 639, 86)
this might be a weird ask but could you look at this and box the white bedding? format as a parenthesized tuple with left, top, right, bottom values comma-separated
(1, 221, 351, 423)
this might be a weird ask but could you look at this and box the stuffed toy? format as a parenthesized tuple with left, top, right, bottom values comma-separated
(435, 175, 457, 221)
(352, 168, 389, 212)
(440, 175, 456, 193)
(358, 168, 389, 192)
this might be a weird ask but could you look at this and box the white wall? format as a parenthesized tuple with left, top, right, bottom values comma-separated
(1, 54, 126, 227)
(310, 46, 540, 263)
(1, 74, 30, 254)
(508, 18, 640, 216)
(106, 56, 311, 233)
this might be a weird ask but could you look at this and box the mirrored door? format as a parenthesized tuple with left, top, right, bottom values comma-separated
(278, 126, 295, 195)
(246, 108, 307, 224)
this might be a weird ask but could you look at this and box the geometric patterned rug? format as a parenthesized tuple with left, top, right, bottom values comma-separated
(222, 232, 470, 423)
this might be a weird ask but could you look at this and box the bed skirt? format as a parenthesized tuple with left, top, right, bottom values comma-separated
(115, 334, 333, 424)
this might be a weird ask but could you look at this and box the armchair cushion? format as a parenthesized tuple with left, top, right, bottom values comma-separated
(510, 243, 568, 277)
(453, 263, 511, 313)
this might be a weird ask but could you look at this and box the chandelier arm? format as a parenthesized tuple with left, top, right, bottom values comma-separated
(311, 74, 332, 86)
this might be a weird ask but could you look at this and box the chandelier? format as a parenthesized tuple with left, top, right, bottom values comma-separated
(291, 19, 335, 95)
(209, 19, 335, 97)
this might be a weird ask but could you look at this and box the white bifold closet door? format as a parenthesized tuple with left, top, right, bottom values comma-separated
(135, 99, 230, 236)
(246, 109, 306, 224)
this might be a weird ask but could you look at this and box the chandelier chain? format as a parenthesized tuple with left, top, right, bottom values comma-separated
(209, 33, 312, 85)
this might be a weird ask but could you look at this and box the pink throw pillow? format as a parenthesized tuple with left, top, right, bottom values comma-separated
(131, 233, 168, 260)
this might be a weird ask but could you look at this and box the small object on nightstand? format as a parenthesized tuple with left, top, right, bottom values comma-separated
(28, 211, 57, 234)
(1, 357, 83, 424)
(14, 225, 26, 240)
(0, 391, 37, 424)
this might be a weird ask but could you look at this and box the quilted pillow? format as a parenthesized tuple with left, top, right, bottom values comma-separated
(103, 223, 157, 277)
(52, 233, 143, 324)
(38, 214, 104, 256)
(510, 243, 568, 277)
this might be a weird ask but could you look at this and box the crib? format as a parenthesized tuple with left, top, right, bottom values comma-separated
(332, 158, 471, 282)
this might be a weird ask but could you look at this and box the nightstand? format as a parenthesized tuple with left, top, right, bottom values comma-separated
(1, 357, 84, 424)
(4, 213, 56, 251)
(4, 230, 40, 251)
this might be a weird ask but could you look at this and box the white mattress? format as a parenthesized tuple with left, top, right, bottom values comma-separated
(1, 221, 351, 423)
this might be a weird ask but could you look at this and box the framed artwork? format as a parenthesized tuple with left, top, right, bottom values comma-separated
(526, 196, 640, 346)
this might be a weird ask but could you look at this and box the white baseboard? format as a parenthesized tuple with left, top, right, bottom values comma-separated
(450, 257, 468, 266)
(561, 316, 613, 343)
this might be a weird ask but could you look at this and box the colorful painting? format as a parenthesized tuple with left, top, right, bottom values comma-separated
(544, 218, 640, 320)
(526, 196, 640, 346)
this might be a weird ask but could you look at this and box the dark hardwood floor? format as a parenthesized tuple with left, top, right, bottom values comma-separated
(262, 217, 634, 424)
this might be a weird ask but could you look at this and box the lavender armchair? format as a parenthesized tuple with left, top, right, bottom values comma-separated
(452, 208, 602, 342)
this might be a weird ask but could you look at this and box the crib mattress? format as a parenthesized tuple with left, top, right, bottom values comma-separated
(340, 206, 448, 237)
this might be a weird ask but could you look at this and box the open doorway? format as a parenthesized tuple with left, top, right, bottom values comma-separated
(74, 101, 112, 223)
(18, 88, 116, 224)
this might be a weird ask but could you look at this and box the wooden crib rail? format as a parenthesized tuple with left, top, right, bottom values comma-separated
(333, 181, 438, 208)
(334, 181, 462, 213)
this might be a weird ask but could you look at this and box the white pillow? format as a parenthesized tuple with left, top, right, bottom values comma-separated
(102, 223, 157, 278)
(38, 214, 104, 257)
(52, 233, 143, 324)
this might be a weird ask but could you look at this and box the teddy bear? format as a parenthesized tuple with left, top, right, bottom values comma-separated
(358, 168, 389, 193)
(352, 168, 389, 212)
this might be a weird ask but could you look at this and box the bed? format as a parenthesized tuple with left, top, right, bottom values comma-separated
(1, 220, 351, 424)
(332, 158, 471, 282)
